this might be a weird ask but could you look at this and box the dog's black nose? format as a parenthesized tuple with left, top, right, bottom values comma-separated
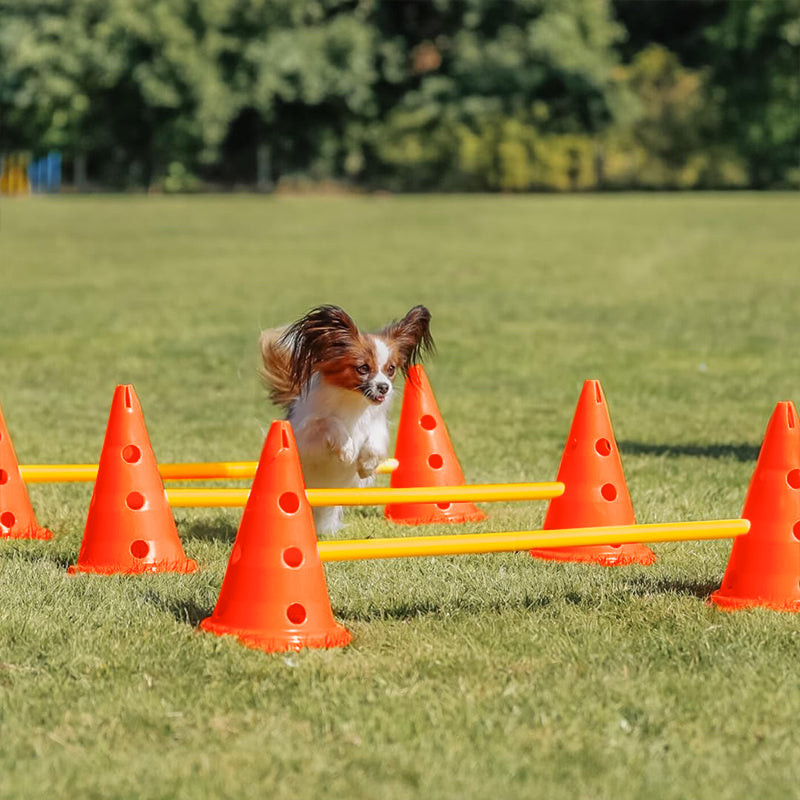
(376, 382, 390, 396)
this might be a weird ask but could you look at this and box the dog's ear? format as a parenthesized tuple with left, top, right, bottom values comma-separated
(380, 305, 435, 374)
(282, 305, 360, 390)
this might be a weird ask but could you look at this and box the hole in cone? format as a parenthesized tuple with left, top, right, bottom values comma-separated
(420, 414, 437, 431)
(278, 492, 300, 515)
(281, 429, 290, 449)
(283, 546, 304, 568)
(601, 483, 617, 501)
(1, 511, 16, 530)
(793, 522, 800, 541)
(124, 386, 134, 410)
(122, 444, 142, 464)
(787, 469, 800, 490)
(594, 383, 603, 403)
(428, 454, 444, 469)
(130, 539, 150, 558)
(286, 603, 307, 625)
(595, 438, 612, 456)
(437, 502, 452, 511)
(0, 469, 8, 485)
(126, 491, 146, 510)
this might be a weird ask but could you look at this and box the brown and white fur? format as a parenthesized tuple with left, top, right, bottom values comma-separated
(260, 305, 433, 534)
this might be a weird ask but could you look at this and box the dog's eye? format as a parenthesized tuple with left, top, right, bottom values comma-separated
(386, 364, 396, 377)
(356, 364, 370, 376)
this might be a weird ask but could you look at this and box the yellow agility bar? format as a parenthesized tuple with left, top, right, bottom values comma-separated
(316, 519, 750, 562)
(19, 459, 398, 483)
(165, 482, 565, 508)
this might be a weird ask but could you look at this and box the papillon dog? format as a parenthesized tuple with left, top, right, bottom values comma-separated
(260, 305, 434, 534)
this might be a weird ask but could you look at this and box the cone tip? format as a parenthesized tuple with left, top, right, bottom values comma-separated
(112, 384, 138, 411)
(406, 363, 427, 389)
(776, 401, 798, 430)
(763, 401, 800, 440)
(581, 379, 604, 404)
(265, 419, 295, 453)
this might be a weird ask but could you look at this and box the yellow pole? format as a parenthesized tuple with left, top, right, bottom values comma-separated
(19, 459, 399, 483)
(165, 482, 565, 508)
(19, 464, 101, 482)
(316, 519, 749, 562)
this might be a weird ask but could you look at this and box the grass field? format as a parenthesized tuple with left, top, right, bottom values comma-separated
(2, 192, 800, 800)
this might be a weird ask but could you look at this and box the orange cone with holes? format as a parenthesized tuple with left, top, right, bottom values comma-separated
(385, 365, 486, 525)
(0, 404, 52, 539)
(530, 380, 655, 566)
(68, 385, 196, 574)
(200, 420, 351, 652)
(711, 402, 800, 611)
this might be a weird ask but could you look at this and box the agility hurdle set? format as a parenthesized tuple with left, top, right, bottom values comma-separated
(3, 364, 800, 654)
(0, 151, 61, 195)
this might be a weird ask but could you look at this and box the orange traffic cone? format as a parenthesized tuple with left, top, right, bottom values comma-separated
(711, 401, 800, 611)
(0, 404, 52, 540)
(200, 420, 351, 652)
(384, 365, 486, 525)
(530, 380, 655, 566)
(69, 385, 197, 575)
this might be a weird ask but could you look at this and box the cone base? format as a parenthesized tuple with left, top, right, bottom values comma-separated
(1, 524, 52, 540)
(530, 544, 656, 567)
(67, 558, 198, 576)
(199, 617, 352, 652)
(710, 590, 800, 613)
(385, 503, 487, 526)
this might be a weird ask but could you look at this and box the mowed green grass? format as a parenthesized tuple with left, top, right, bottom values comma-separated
(2, 192, 800, 800)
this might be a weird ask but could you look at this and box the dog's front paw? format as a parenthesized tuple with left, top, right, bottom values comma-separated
(327, 432, 357, 465)
(356, 448, 383, 479)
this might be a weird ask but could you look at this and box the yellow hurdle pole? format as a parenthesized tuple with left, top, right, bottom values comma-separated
(19, 459, 399, 483)
(18, 464, 100, 483)
(316, 519, 750, 562)
(165, 482, 565, 508)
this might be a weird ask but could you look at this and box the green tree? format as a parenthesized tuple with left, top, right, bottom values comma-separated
(370, 0, 633, 190)
(706, 0, 800, 187)
(612, 44, 711, 187)
(2, 0, 795, 190)
(0, 0, 237, 186)
(236, 1, 385, 182)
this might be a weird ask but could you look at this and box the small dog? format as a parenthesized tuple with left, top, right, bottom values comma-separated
(260, 305, 434, 534)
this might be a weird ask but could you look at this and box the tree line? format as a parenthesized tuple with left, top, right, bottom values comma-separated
(1, 0, 798, 192)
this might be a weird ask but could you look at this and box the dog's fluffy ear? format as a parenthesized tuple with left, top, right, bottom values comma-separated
(259, 327, 297, 408)
(283, 305, 360, 391)
(380, 305, 435, 374)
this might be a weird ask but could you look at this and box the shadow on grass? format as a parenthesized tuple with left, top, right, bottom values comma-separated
(618, 440, 759, 462)
(339, 573, 729, 621)
(4, 543, 74, 570)
(143, 577, 724, 629)
(142, 589, 214, 627)
(179, 516, 238, 544)
(338, 593, 553, 622)
(626, 575, 721, 601)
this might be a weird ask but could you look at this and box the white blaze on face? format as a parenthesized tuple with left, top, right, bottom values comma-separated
(370, 337, 394, 403)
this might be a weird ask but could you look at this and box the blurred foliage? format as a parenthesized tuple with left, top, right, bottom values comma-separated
(0, 0, 797, 190)
(705, 0, 800, 188)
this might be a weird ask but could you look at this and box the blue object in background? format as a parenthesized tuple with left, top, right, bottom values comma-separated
(28, 151, 61, 192)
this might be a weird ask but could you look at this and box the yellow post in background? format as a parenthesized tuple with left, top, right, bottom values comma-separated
(0, 153, 31, 196)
